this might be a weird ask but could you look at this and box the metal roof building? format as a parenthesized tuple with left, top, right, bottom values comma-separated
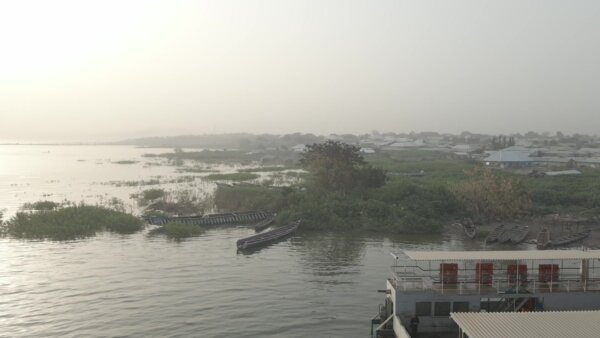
(451, 311, 600, 338)
(484, 150, 532, 168)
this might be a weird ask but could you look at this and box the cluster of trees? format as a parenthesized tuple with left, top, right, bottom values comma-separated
(490, 135, 516, 150)
(213, 141, 537, 233)
(299, 141, 386, 196)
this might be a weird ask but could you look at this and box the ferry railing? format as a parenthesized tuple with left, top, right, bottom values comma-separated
(390, 265, 600, 295)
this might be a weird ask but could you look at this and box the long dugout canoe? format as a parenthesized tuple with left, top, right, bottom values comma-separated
(143, 210, 273, 226)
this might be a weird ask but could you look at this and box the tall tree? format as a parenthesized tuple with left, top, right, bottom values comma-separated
(452, 166, 531, 223)
(300, 141, 386, 196)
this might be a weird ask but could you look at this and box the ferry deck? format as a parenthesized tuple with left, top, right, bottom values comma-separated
(371, 249, 600, 338)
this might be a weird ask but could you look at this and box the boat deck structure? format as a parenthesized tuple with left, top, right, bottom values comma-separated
(371, 249, 600, 338)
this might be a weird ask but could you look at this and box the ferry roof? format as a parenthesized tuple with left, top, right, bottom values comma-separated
(403, 249, 600, 261)
(451, 311, 600, 338)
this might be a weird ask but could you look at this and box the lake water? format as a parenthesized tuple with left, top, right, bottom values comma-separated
(0, 145, 482, 337)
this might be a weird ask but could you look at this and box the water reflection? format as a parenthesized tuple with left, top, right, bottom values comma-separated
(291, 231, 367, 281)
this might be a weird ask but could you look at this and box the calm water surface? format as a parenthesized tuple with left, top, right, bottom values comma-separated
(0, 145, 483, 337)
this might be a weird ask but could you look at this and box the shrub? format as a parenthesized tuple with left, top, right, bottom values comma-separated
(3, 204, 144, 240)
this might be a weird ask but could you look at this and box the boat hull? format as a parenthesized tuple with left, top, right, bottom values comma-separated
(237, 221, 300, 250)
(143, 210, 274, 226)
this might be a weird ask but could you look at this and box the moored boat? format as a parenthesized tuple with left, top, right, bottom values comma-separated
(253, 216, 275, 232)
(486, 224, 505, 243)
(498, 226, 516, 243)
(237, 220, 300, 250)
(461, 218, 477, 239)
(371, 249, 600, 338)
(550, 229, 591, 247)
(537, 228, 551, 249)
(510, 225, 530, 243)
(143, 210, 274, 226)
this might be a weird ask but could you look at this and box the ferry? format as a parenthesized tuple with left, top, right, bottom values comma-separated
(371, 249, 600, 338)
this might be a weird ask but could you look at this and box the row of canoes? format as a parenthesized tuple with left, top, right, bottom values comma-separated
(143, 210, 274, 226)
(486, 225, 530, 244)
(487, 224, 591, 248)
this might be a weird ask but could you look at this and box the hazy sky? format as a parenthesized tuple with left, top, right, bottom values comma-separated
(1, 0, 599, 142)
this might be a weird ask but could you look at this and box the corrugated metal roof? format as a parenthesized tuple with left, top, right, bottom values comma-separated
(403, 249, 600, 261)
(484, 150, 532, 162)
(451, 311, 600, 338)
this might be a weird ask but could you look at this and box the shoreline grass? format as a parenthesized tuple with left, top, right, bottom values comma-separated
(2, 205, 144, 240)
(204, 173, 260, 181)
(113, 160, 138, 164)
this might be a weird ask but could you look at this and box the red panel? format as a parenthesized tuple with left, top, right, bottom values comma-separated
(440, 263, 458, 284)
(476, 263, 494, 285)
(507, 264, 528, 284)
(539, 264, 560, 282)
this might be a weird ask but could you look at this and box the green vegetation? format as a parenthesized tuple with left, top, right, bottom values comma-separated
(300, 141, 386, 196)
(238, 166, 292, 173)
(136, 189, 209, 216)
(204, 173, 260, 181)
(452, 166, 531, 223)
(523, 169, 600, 216)
(142, 188, 166, 201)
(153, 148, 300, 165)
(21, 200, 60, 211)
(2, 204, 144, 240)
(214, 184, 286, 212)
(214, 142, 462, 233)
(104, 179, 161, 187)
(149, 222, 204, 240)
(176, 167, 219, 173)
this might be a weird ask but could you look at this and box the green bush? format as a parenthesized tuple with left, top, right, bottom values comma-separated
(142, 189, 166, 201)
(204, 173, 260, 181)
(3, 205, 144, 240)
(21, 200, 60, 211)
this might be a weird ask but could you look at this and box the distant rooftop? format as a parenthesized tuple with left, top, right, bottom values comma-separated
(484, 150, 533, 162)
(402, 249, 600, 261)
(451, 311, 600, 338)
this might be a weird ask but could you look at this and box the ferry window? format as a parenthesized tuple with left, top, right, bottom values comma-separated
(415, 302, 431, 316)
(453, 302, 469, 312)
(434, 302, 451, 317)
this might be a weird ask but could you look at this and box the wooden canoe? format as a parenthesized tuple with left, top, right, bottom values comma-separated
(143, 210, 274, 226)
(253, 216, 275, 232)
(537, 228, 550, 249)
(510, 226, 530, 243)
(498, 226, 516, 243)
(486, 224, 505, 243)
(237, 221, 300, 250)
(550, 229, 591, 247)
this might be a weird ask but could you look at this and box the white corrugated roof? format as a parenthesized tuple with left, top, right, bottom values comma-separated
(451, 311, 600, 338)
(485, 150, 532, 162)
(403, 249, 600, 261)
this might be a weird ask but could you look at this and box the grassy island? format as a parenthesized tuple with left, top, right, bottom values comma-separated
(2, 205, 144, 240)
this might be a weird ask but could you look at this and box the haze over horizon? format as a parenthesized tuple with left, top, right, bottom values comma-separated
(2, 0, 599, 143)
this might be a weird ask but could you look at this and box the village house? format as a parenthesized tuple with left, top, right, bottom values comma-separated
(484, 150, 533, 168)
